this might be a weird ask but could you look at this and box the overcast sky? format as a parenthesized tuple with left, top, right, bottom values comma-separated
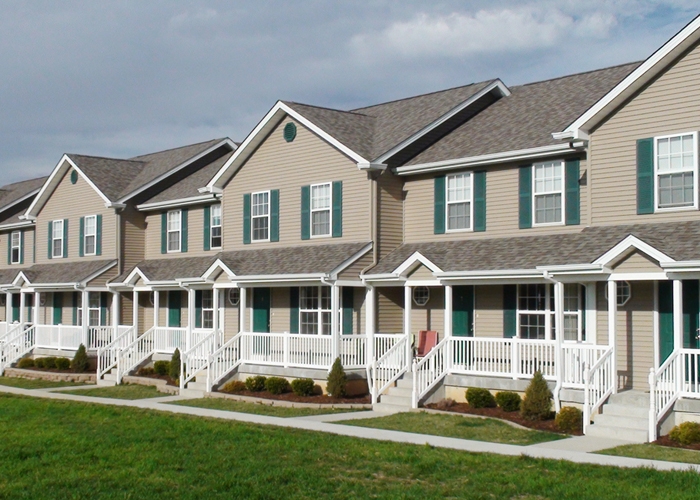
(0, 1, 697, 185)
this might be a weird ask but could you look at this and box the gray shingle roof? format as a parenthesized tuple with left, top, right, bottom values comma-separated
(0, 269, 19, 285)
(0, 177, 47, 211)
(21, 260, 116, 284)
(116, 255, 219, 283)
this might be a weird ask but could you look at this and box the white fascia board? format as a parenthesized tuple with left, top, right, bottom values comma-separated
(558, 15, 700, 138)
(0, 221, 35, 231)
(118, 138, 237, 204)
(329, 243, 373, 279)
(234, 273, 327, 283)
(12, 271, 30, 287)
(122, 267, 150, 286)
(664, 260, 700, 270)
(592, 235, 674, 266)
(31, 282, 87, 290)
(436, 269, 544, 279)
(396, 142, 581, 176)
(136, 193, 220, 212)
(202, 259, 236, 281)
(376, 80, 511, 165)
(537, 264, 606, 274)
(393, 252, 443, 276)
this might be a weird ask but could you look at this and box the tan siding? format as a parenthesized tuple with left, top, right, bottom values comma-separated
(590, 41, 700, 225)
(410, 287, 444, 341)
(87, 266, 118, 287)
(377, 287, 403, 333)
(35, 170, 117, 264)
(352, 287, 366, 334)
(376, 169, 404, 259)
(337, 251, 373, 281)
(121, 206, 145, 275)
(223, 296, 240, 341)
(139, 293, 152, 334)
(144, 204, 219, 260)
(120, 292, 133, 326)
(0, 228, 35, 270)
(222, 117, 371, 250)
(474, 285, 503, 338)
(270, 287, 290, 333)
(612, 251, 663, 273)
(407, 265, 435, 281)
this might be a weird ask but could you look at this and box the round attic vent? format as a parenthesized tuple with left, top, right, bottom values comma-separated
(70, 170, 78, 184)
(283, 122, 297, 143)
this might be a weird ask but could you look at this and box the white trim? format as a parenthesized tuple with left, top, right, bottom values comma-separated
(210, 203, 222, 249)
(592, 235, 674, 266)
(136, 194, 220, 212)
(310, 182, 332, 239)
(393, 251, 444, 276)
(166, 209, 182, 253)
(436, 269, 542, 279)
(445, 172, 473, 233)
(532, 160, 565, 227)
(0, 221, 34, 231)
(120, 267, 150, 286)
(51, 219, 64, 259)
(251, 190, 271, 243)
(201, 259, 236, 281)
(83, 214, 97, 256)
(653, 131, 699, 212)
(329, 242, 373, 278)
(10, 230, 21, 265)
(608, 272, 668, 281)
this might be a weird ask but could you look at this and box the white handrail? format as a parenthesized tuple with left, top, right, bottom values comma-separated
(0, 321, 23, 345)
(181, 330, 218, 389)
(583, 346, 615, 434)
(370, 334, 410, 404)
(207, 332, 244, 392)
(116, 327, 156, 384)
(649, 350, 682, 441)
(97, 326, 136, 380)
(412, 336, 450, 408)
(0, 325, 36, 375)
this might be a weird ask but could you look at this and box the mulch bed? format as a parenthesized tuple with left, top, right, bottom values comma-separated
(219, 389, 371, 405)
(653, 436, 700, 450)
(424, 402, 581, 435)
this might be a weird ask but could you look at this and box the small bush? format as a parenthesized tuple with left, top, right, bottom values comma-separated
(55, 358, 71, 371)
(245, 376, 267, 392)
(137, 367, 155, 377)
(326, 357, 347, 397)
(71, 344, 90, 373)
(265, 377, 290, 395)
(153, 361, 170, 376)
(291, 378, 315, 397)
(669, 421, 700, 445)
(169, 349, 181, 380)
(17, 358, 35, 369)
(435, 398, 456, 410)
(42, 357, 57, 370)
(521, 371, 553, 421)
(495, 391, 522, 412)
(465, 387, 496, 408)
(34, 358, 46, 369)
(556, 406, 583, 434)
(221, 380, 247, 394)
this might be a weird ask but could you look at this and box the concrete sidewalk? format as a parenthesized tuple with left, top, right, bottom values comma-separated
(1, 384, 698, 473)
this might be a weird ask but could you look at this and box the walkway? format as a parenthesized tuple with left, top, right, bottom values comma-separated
(1, 384, 698, 473)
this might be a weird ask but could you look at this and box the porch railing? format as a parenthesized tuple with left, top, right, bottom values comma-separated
(339, 334, 367, 369)
(207, 332, 243, 392)
(0, 325, 36, 375)
(369, 334, 410, 404)
(562, 344, 610, 388)
(35, 324, 83, 350)
(88, 325, 132, 350)
(117, 327, 156, 384)
(412, 336, 450, 408)
(0, 322, 23, 345)
(153, 327, 187, 354)
(181, 331, 219, 389)
(583, 346, 615, 434)
(96, 326, 136, 380)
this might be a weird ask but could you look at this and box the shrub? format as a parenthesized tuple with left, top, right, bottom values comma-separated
(245, 376, 267, 392)
(495, 391, 522, 412)
(556, 406, 583, 434)
(669, 421, 700, 445)
(42, 357, 57, 370)
(55, 358, 71, 371)
(153, 361, 170, 376)
(169, 349, 181, 380)
(71, 344, 90, 373)
(221, 380, 247, 394)
(326, 357, 347, 398)
(34, 358, 46, 369)
(521, 371, 553, 421)
(435, 398, 456, 410)
(465, 387, 496, 408)
(17, 358, 34, 369)
(266, 377, 290, 395)
(137, 367, 155, 377)
(291, 378, 315, 397)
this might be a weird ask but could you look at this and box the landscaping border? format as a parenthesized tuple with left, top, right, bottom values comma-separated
(4, 368, 95, 384)
(207, 391, 371, 409)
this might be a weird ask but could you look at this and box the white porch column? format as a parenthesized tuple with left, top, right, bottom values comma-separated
(132, 290, 139, 335)
(82, 291, 89, 347)
(153, 290, 159, 328)
(673, 280, 683, 351)
(34, 291, 40, 326)
(331, 284, 340, 362)
(444, 285, 453, 338)
(404, 285, 412, 368)
(212, 286, 219, 335)
(585, 283, 597, 345)
(5, 292, 11, 323)
(19, 292, 25, 323)
(366, 285, 375, 364)
(186, 288, 195, 351)
(239, 287, 246, 332)
(112, 292, 120, 333)
(607, 280, 617, 394)
(554, 281, 564, 411)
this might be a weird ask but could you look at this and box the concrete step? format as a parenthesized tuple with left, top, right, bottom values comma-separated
(608, 390, 649, 407)
(601, 403, 649, 419)
(395, 378, 413, 390)
(373, 402, 410, 414)
(96, 379, 117, 387)
(379, 394, 412, 406)
(180, 388, 204, 398)
(586, 423, 648, 443)
(594, 413, 648, 431)
(186, 381, 207, 392)
(385, 387, 413, 398)
(102, 372, 117, 382)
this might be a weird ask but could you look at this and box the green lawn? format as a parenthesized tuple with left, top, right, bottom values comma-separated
(0, 377, 88, 390)
(337, 411, 566, 445)
(62, 384, 165, 400)
(0, 395, 699, 499)
(169, 397, 369, 418)
(599, 443, 700, 465)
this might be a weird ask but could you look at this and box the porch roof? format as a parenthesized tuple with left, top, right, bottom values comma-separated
(115, 255, 219, 283)
(20, 259, 117, 285)
(0, 269, 20, 286)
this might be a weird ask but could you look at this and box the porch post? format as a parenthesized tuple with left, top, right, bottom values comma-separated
(554, 281, 564, 411)
(34, 291, 40, 326)
(366, 285, 375, 364)
(239, 287, 246, 332)
(607, 280, 617, 394)
(331, 284, 339, 362)
(673, 279, 684, 392)
(153, 290, 159, 328)
(82, 291, 89, 347)
(19, 292, 25, 323)
(5, 292, 11, 323)
(585, 283, 597, 345)
(212, 286, 219, 335)
(132, 290, 139, 335)
(404, 285, 412, 368)
(186, 288, 194, 351)
(444, 285, 452, 338)
(112, 292, 120, 333)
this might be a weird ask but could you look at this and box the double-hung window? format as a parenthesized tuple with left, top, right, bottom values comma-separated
(299, 286, 331, 335)
(76, 294, 83, 327)
(84, 215, 97, 255)
(655, 133, 698, 210)
(10, 231, 21, 264)
(88, 293, 101, 326)
(518, 284, 553, 340)
(311, 183, 331, 237)
(167, 210, 181, 252)
(210, 204, 222, 248)
(563, 284, 585, 342)
(201, 290, 214, 329)
(533, 161, 564, 225)
(252, 191, 269, 242)
(446, 173, 472, 231)
(52, 220, 64, 258)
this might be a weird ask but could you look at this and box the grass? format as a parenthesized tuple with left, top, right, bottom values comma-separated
(1, 394, 700, 498)
(599, 443, 700, 465)
(62, 384, 165, 400)
(337, 411, 566, 446)
(168, 397, 368, 418)
(0, 377, 88, 390)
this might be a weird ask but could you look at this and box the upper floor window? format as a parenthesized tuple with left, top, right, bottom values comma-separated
(52, 220, 64, 258)
(167, 210, 181, 252)
(10, 231, 21, 264)
(210, 204, 222, 249)
(446, 173, 472, 231)
(252, 191, 269, 242)
(656, 133, 698, 210)
(533, 160, 563, 225)
(311, 183, 331, 237)
(84, 215, 96, 256)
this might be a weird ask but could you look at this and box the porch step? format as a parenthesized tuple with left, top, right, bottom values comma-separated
(98, 370, 118, 386)
(180, 388, 205, 398)
(374, 376, 413, 413)
(585, 390, 650, 443)
(186, 380, 207, 392)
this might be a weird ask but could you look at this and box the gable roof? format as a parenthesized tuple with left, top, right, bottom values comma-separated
(0, 176, 48, 227)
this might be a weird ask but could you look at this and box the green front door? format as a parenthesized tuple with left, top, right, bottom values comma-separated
(659, 280, 674, 364)
(683, 280, 700, 349)
(452, 286, 474, 337)
(168, 291, 181, 327)
(53, 293, 63, 325)
(253, 288, 271, 333)
(11, 294, 19, 322)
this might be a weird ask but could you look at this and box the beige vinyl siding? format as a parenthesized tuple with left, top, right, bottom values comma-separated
(35, 170, 117, 264)
(121, 206, 145, 275)
(403, 159, 588, 243)
(144, 204, 218, 260)
(410, 287, 445, 341)
(0, 228, 35, 269)
(270, 287, 291, 333)
(222, 117, 370, 250)
(474, 285, 504, 338)
(223, 296, 240, 341)
(377, 287, 403, 334)
(351, 287, 366, 334)
(120, 292, 133, 326)
(337, 251, 373, 281)
(139, 293, 152, 334)
(87, 266, 118, 287)
(612, 251, 663, 273)
(590, 41, 700, 225)
(376, 169, 404, 259)
(407, 265, 435, 281)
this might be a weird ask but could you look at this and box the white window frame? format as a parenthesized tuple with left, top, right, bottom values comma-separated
(201, 290, 214, 329)
(76, 293, 83, 327)
(10, 231, 21, 264)
(52, 219, 64, 258)
(84, 215, 97, 256)
(88, 292, 101, 327)
(562, 283, 585, 343)
(167, 210, 181, 253)
(210, 204, 222, 249)
(445, 172, 473, 232)
(251, 191, 270, 243)
(299, 286, 331, 335)
(517, 284, 554, 340)
(654, 131, 698, 212)
(532, 160, 565, 227)
(310, 182, 332, 238)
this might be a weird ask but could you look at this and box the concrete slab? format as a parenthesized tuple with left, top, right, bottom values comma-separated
(297, 410, 383, 422)
(528, 435, 638, 453)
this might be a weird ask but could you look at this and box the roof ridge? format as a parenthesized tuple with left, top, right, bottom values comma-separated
(0, 176, 48, 188)
(129, 138, 226, 160)
(514, 61, 642, 88)
(284, 101, 372, 118)
(67, 153, 144, 164)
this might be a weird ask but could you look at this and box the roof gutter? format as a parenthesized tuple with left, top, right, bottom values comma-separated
(137, 193, 220, 212)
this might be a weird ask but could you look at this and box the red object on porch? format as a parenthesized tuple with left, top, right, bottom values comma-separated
(416, 330, 438, 357)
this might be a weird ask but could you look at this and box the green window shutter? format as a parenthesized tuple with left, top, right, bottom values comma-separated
(301, 185, 310, 240)
(203, 205, 211, 251)
(96, 215, 102, 256)
(62, 219, 68, 258)
(47, 221, 53, 259)
(6, 233, 10, 265)
(195, 290, 203, 329)
(289, 287, 299, 333)
(473, 171, 486, 232)
(100, 292, 108, 325)
(168, 291, 182, 328)
(72, 292, 78, 325)
(181, 209, 188, 253)
(659, 280, 674, 363)
(79, 217, 85, 257)
(565, 159, 581, 225)
(503, 285, 517, 338)
(637, 138, 654, 215)
(53, 293, 63, 325)
(270, 189, 280, 242)
(342, 287, 354, 335)
(160, 212, 167, 254)
(19, 231, 24, 265)
(683, 280, 700, 349)
(243, 193, 251, 245)
(518, 166, 532, 229)
(434, 176, 446, 234)
(332, 181, 342, 238)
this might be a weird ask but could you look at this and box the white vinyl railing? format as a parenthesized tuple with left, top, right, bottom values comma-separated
(562, 344, 610, 388)
(35, 324, 83, 350)
(117, 327, 156, 384)
(288, 334, 333, 368)
(339, 334, 367, 369)
(96, 326, 136, 380)
(0, 321, 8, 339)
(583, 346, 615, 434)
(181, 331, 219, 388)
(374, 333, 403, 360)
(649, 350, 682, 441)
(370, 334, 410, 404)
(207, 332, 243, 392)
(0, 322, 23, 345)
(88, 325, 131, 350)
(0, 325, 36, 375)
(153, 327, 187, 354)
(412, 337, 450, 408)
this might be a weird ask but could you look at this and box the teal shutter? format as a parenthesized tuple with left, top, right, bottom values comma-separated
(195, 290, 202, 329)
(11, 294, 19, 323)
(62, 219, 68, 258)
(47, 221, 53, 259)
(565, 159, 580, 225)
(270, 189, 280, 242)
(100, 292, 108, 326)
(342, 287, 354, 335)
(434, 176, 445, 234)
(79, 217, 85, 257)
(301, 185, 310, 240)
(683, 280, 700, 349)
(332, 181, 342, 238)
(53, 293, 63, 325)
(637, 138, 654, 214)
(161, 212, 167, 254)
(6, 234, 10, 265)
(473, 171, 486, 232)
(168, 291, 182, 328)
(503, 285, 517, 338)
(452, 285, 474, 337)
(19, 231, 24, 265)
(290, 287, 299, 333)
(243, 193, 251, 245)
(181, 209, 188, 253)
(96, 214, 102, 256)
(519, 166, 532, 229)
(659, 280, 674, 363)
(72, 292, 78, 325)
(203, 205, 211, 251)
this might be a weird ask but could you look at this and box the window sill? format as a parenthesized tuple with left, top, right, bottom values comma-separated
(531, 221, 565, 228)
(251, 239, 270, 244)
(445, 228, 473, 234)
(310, 234, 331, 239)
(655, 205, 697, 213)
